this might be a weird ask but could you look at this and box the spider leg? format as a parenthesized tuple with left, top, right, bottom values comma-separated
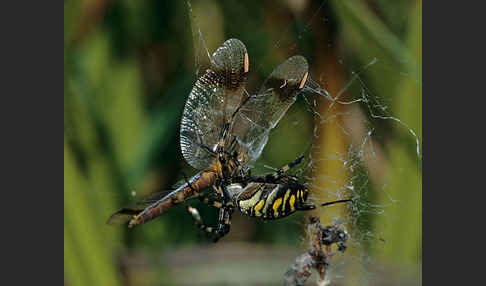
(297, 204, 316, 211)
(212, 184, 223, 197)
(272, 154, 305, 179)
(183, 173, 225, 209)
(230, 91, 252, 120)
(188, 182, 235, 242)
(187, 206, 217, 234)
(198, 193, 223, 209)
(216, 94, 252, 174)
(212, 206, 234, 243)
(187, 205, 234, 242)
(295, 199, 351, 212)
(210, 183, 234, 242)
(244, 155, 305, 184)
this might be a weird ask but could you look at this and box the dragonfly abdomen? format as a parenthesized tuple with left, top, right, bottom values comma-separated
(128, 170, 218, 227)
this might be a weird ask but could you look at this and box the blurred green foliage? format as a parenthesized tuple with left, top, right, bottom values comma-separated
(64, 0, 421, 285)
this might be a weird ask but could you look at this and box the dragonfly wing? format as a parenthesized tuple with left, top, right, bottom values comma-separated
(106, 190, 174, 225)
(232, 55, 309, 165)
(180, 38, 249, 170)
(106, 208, 141, 225)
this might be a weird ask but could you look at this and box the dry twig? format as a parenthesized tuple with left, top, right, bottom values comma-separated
(283, 216, 348, 286)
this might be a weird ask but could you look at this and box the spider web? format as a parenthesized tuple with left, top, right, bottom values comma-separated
(186, 1, 421, 285)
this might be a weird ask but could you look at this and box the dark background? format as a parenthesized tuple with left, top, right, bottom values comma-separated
(64, 0, 421, 285)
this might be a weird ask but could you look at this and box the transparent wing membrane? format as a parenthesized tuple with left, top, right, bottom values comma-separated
(232, 55, 309, 165)
(181, 39, 308, 169)
(180, 38, 249, 169)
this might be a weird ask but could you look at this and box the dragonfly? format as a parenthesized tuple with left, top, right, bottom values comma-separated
(107, 39, 350, 242)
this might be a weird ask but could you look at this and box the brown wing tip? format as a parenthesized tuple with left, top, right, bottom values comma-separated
(299, 72, 308, 89)
(244, 53, 249, 73)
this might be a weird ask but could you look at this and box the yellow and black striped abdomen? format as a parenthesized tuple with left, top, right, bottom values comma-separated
(236, 183, 308, 220)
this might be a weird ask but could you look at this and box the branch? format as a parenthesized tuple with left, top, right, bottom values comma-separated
(283, 216, 348, 286)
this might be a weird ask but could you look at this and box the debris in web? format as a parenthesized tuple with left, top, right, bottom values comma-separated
(284, 216, 348, 286)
